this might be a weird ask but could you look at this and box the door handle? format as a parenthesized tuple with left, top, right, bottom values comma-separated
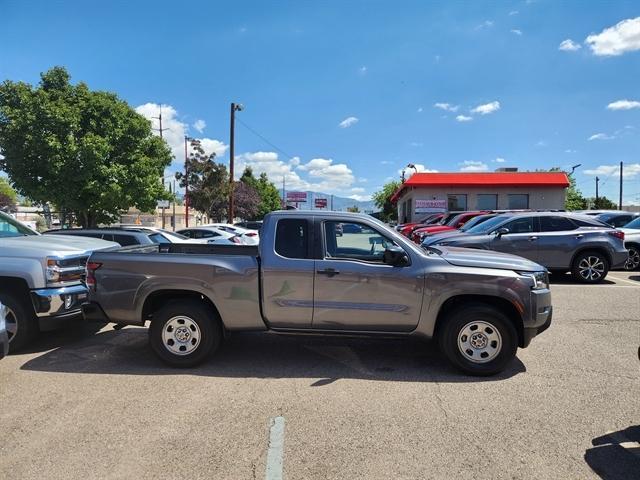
(575, 234, 584, 239)
(317, 268, 340, 277)
(528, 236, 538, 241)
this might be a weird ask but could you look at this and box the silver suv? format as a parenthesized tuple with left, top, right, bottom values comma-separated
(422, 212, 628, 283)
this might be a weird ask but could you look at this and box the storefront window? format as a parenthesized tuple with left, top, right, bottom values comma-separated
(508, 194, 529, 209)
(477, 194, 497, 210)
(447, 194, 467, 211)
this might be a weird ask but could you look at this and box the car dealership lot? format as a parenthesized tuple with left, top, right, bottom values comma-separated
(1, 273, 638, 480)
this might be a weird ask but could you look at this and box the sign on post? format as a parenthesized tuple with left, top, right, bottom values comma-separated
(286, 191, 308, 203)
(314, 198, 328, 208)
(157, 200, 170, 209)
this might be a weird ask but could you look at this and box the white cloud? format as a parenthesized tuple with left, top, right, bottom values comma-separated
(417, 107, 424, 113)
(588, 133, 614, 141)
(475, 20, 494, 30)
(460, 161, 489, 172)
(359, 66, 367, 74)
(349, 194, 372, 202)
(535, 140, 548, 147)
(357, 177, 368, 183)
(456, 115, 473, 122)
(434, 102, 459, 112)
(397, 164, 439, 176)
(494, 157, 506, 163)
(511, 29, 523, 35)
(193, 119, 206, 133)
(559, 39, 582, 51)
(471, 101, 501, 115)
(565, 149, 577, 153)
(584, 163, 640, 179)
(339, 116, 359, 128)
(135, 103, 228, 171)
(607, 99, 640, 110)
(380, 160, 393, 165)
(509, 10, 519, 16)
(351, 187, 365, 194)
(410, 142, 424, 147)
(585, 17, 640, 56)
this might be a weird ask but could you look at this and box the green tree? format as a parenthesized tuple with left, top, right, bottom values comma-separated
(0, 66, 171, 227)
(565, 175, 587, 211)
(0, 177, 17, 211)
(176, 145, 229, 222)
(372, 180, 401, 222)
(346, 205, 360, 213)
(587, 196, 617, 210)
(240, 167, 282, 219)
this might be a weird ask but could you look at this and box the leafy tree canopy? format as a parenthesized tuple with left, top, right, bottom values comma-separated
(0, 177, 17, 211)
(372, 180, 401, 222)
(587, 196, 617, 210)
(240, 167, 282, 220)
(0, 66, 172, 227)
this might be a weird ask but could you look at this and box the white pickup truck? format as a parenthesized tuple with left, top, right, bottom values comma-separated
(0, 211, 116, 349)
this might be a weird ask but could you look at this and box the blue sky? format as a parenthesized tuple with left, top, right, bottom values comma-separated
(1, 0, 640, 204)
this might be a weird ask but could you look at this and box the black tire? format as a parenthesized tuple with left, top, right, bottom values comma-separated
(149, 300, 222, 367)
(0, 292, 38, 351)
(437, 303, 518, 376)
(571, 250, 609, 283)
(624, 245, 640, 271)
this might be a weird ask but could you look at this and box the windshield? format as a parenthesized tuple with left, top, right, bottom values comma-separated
(0, 211, 38, 237)
(460, 214, 496, 232)
(624, 217, 640, 229)
(464, 215, 511, 234)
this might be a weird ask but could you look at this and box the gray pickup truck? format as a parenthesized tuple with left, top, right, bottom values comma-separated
(83, 211, 553, 376)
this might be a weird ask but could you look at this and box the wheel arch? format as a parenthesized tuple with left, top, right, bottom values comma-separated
(569, 246, 612, 268)
(434, 294, 525, 347)
(141, 289, 224, 328)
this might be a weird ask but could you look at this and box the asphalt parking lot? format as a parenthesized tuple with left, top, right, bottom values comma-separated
(1, 272, 639, 480)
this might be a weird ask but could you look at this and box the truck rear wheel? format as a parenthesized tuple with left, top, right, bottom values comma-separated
(571, 250, 609, 283)
(149, 300, 222, 367)
(437, 304, 518, 376)
(0, 292, 38, 351)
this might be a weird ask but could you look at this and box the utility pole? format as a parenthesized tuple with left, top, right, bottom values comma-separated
(152, 106, 169, 139)
(619, 161, 623, 210)
(172, 179, 176, 231)
(228, 102, 243, 222)
(595, 176, 600, 209)
(184, 136, 189, 227)
(282, 175, 286, 208)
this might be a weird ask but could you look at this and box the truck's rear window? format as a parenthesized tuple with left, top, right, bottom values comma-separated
(275, 219, 309, 259)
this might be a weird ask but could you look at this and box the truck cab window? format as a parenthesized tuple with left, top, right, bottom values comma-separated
(275, 219, 309, 259)
(324, 221, 395, 263)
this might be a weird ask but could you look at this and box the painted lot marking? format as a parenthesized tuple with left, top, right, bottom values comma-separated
(606, 275, 640, 286)
(266, 416, 285, 480)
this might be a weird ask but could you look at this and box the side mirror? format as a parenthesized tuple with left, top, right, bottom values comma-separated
(383, 246, 409, 266)
(494, 227, 509, 237)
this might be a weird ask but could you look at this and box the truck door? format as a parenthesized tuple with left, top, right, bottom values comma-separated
(260, 217, 314, 328)
(488, 216, 540, 262)
(312, 220, 423, 332)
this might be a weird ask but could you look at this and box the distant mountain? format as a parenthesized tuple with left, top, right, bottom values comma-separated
(280, 190, 375, 212)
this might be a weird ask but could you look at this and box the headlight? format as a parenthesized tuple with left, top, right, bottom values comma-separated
(46, 257, 86, 285)
(517, 271, 549, 290)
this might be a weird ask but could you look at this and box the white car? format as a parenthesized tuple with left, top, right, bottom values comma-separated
(620, 216, 640, 271)
(176, 227, 242, 245)
(199, 223, 260, 245)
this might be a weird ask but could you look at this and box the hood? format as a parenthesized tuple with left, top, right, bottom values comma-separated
(3, 234, 118, 257)
(417, 225, 455, 235)
(435, 246, 544, 272)
(422, 231, 483, 246)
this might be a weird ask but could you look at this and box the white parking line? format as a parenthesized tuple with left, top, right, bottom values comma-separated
(552, 284, 640, 288)
(265, 416, 285, 480)
(606, 275, 640, 286)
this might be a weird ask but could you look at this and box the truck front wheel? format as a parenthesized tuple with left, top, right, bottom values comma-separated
(0, 292, 38, 351)
(149, 300, 222, 367)
(438, 304, 518, 376)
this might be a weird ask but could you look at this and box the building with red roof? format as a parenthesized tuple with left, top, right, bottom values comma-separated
(392, 170, 570, 223)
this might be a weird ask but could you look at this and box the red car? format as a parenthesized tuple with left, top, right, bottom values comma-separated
(410, 211, 490, 243)
(398, 213, 445, 237)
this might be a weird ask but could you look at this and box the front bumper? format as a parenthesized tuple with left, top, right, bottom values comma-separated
(30, 284, 88, 331)
(522, 289, 553, 347)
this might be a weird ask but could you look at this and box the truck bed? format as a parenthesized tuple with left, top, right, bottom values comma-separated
(87, 243, 264, 330)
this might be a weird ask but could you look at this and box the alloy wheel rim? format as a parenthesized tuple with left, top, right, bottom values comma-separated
(161, 316, 201, 356)
(578, 256, 605, 281)
(5, 307, 17, 343)
(624, 248, 640, 271)
(457, 320, 502, 364)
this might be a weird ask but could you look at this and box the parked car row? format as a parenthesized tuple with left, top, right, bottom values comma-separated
(418, 211, 634, 282)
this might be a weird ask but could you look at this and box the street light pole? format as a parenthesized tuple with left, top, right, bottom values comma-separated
(228, 102, 243, 222)
(184, 136, 189, 227)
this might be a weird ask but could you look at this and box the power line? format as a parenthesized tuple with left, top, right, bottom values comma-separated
(234, 116, 298, 161)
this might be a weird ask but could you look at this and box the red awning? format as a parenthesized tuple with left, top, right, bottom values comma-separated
(391, 172, 570, 203)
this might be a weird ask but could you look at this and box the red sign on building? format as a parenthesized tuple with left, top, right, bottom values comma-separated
(314, 198, 328, 208)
